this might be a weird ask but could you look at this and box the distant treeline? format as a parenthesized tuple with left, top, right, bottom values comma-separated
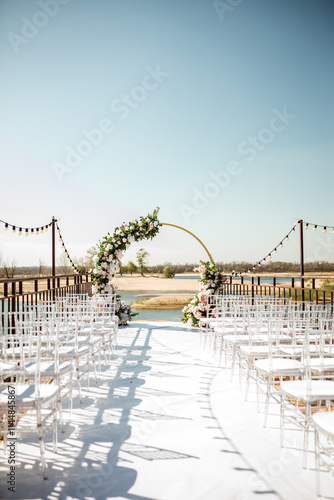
(2, 261, 334, 279)
(150, 261, 334, 274)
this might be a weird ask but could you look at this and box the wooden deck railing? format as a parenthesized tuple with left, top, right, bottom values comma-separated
(0, 273, 92, 312)
(224, 274, 334, 313)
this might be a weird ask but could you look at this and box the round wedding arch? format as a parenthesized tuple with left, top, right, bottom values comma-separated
(91, 207, 214, 294)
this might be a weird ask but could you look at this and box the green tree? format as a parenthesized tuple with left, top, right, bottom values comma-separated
(126, 261, 138, 275)
(136, 248, 150, 276)
(163, 263, 175, 279)
(57, 253, 71, 275)
(118, 261, 125, 276)
(85, 246, 98, 271)
(38, 257, 47, 277)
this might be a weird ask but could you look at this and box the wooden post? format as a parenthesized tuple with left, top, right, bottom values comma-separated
(52, 217, 56, 277)
(299, 219, 305, 303)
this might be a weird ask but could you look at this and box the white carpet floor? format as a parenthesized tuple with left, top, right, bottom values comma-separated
(1, 321, 333, 500)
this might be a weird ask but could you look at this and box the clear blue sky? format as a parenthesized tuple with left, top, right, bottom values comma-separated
(0, 0, 333, 268)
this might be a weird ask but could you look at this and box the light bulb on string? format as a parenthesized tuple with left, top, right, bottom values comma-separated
(36, 228, 39, 235)
(31, 228, 34, 234)
(274, 248, 277, 253)
(269, 254, 272, 259)
(323, 227, 327, 233)
(286, 235, 289, 241)
(314, 225, 317, 232)
(292, 227, 295, 233)
(25, 229, 29, 236)
(41, 227, 44, 233)
(305, 223, 309, 230)
(12, 226, 16, 233)
(45, 226, 48, 232)
(4, 223, 8, 231)
(280, 242, 283, 247)
(18, 228, 22, 236)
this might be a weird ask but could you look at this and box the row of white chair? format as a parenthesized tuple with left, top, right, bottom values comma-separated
(0, 292, 118, 478)
(201, 294, 334, 496)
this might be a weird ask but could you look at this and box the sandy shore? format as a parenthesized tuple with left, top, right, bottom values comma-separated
(112, 274, 199, 291)
(132, 293, 194, 309)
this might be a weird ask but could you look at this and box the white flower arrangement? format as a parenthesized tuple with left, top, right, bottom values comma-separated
(91, 207, 160, 324)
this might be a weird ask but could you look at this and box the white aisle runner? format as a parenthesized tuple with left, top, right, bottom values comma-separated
(0, 321, 333, 500)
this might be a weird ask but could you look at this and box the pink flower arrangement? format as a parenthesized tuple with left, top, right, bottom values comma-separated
(182, 261, 227, 327)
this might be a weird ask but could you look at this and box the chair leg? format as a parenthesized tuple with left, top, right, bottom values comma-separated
(303, 404, 311, 469)
(263, 382, 270, 428)
(75, 358, 82, 403)
(256, 373, 260, 413)
(57, 387, 64, 434)
(53, 399, 58, 453)
(218, 344, 223, 368)
(36, 405, 48, 479)
(280, 394, 285, 447)
(230, 346, 237, 381)
(244, 359, 252, 400)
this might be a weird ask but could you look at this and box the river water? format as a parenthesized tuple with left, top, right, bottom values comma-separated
(118, 290, 186, 322)
(118, 276, 300, 322)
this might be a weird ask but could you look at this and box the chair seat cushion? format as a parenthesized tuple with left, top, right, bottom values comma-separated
(0, 383, 59, 409)
(254, 358, 303, 374)
(281, 380, 334, 402)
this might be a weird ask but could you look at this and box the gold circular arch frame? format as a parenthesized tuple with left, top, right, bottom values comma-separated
(159, 223, 214, 265)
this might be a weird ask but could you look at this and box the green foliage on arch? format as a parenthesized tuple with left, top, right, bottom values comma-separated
(92, 207, 160, 294)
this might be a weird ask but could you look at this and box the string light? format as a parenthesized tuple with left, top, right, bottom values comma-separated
(236, 219, 334, 277)
(1, 218, 53, 234)
(0, 216, 81, 274)
(303, 221, 334, 234)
